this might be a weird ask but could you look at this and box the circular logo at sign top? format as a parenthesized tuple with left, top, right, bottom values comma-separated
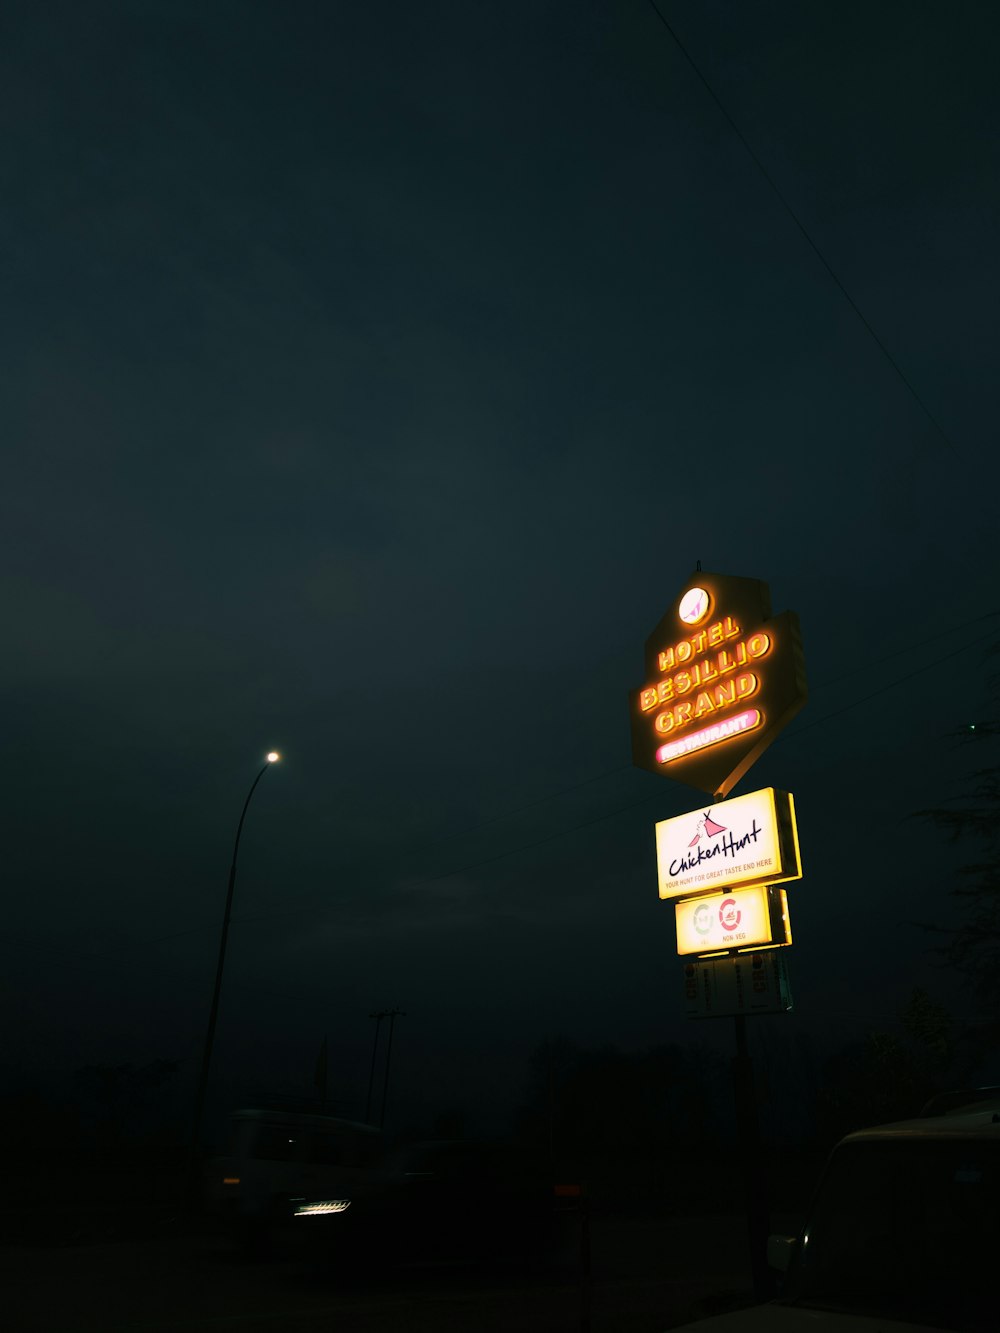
(678, 587, 711, 625)
(718, 898, 742, 932)
(693, 902, 712, 936)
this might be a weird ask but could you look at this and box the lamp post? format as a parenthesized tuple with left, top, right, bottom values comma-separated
(187, 751, 280, 1207)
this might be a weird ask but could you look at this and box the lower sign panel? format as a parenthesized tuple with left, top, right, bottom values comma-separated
(675, 884, 791, 956)
(682, 952, 793, 1018)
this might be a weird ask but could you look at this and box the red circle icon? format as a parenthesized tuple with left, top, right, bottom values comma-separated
(718, 898, 742, 932)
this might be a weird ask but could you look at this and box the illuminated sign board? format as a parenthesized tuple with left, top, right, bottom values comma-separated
(629, 570, 807, 797)
(675, 884, 791, 957)
(655, 786, 801, 900)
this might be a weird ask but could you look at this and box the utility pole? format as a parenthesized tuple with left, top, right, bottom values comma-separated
(365, 1010, 388, 1124)
(733, 1012, 773, 1301)
(380, 1007, 405, 1129)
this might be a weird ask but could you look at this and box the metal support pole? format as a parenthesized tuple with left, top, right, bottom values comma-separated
(733, 1011, 773, 1300)
(379, 1008, 404, 1129)
(187, 758, 275, 1209)
(579, 1194, 592, 1333)
(365, 1011, 387, 1123)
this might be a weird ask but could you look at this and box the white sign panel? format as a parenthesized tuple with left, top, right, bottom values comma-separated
(655, 786, 801, 900)
(674, 885, 790, 956)
(682, 952, 793, 1019)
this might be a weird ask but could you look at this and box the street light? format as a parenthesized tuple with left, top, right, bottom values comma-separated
(187, 751, 281, 1206)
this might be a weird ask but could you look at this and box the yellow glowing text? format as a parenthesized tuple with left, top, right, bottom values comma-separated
(638, 622, 773, 740)
(652, 672, 759, 734)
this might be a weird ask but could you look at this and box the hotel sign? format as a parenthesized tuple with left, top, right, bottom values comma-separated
(675, 885, 792, 957)
(629, 570, 807, 797)
(655, 786, 801, 900)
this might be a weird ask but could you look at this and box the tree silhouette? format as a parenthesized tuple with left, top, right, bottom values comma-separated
(513, 1039, 726, 1206)
(73, 1058, 180, 1149)
(913, 666, 1000, 1032)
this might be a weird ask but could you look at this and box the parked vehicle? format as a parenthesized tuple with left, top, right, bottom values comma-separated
(668, 1089, 1000, 1333)
(358, 1138, 555, 1262)
(204, 1108, 384, 1255)
(282, 1136, 559, 1268)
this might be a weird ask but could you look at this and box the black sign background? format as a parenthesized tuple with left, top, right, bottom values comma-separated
(629, 571, 807, 797)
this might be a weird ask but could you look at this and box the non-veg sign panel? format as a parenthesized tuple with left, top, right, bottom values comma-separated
(629, 571, 807, 798)
(655, 786, 801, 900)
(674, 884, 791, 956)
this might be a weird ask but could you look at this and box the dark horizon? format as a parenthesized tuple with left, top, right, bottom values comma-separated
(3, 0, 999, 1162)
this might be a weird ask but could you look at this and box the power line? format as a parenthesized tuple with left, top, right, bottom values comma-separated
(228, 789, 662, 933)
(777, 626, 1000, 743)
(17, 613, 1000, 965)
(643, 0, 962, 462)
(434, 763, 635, 844)
(1, 932, 329, 1013)
(807, 610, 1000, 691)
(224, 625, 998, 932)
(142, 609, 1000, 940)
(442, 608, 1000, 845)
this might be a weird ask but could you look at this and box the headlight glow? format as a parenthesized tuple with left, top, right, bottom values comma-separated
(294, 1199, 351, 1216)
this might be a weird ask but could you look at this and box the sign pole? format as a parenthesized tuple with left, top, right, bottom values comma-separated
(628, 571, 806, 1307)
(732, 1011, 772, 1300)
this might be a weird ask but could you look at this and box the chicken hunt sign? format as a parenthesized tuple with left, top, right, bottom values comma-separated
(654, 786, 801, 900)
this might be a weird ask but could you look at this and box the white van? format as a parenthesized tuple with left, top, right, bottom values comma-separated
(668, 1089, 1000, 1333)
(204, 1108, 384, 1253)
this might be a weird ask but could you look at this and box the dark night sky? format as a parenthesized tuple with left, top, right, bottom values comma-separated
(3, 1, 998, 1136)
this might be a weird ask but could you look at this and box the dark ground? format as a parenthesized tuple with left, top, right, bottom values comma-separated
(2, 1204, 778, 1333)
(1, 1189, 789, 1333)
(2, 1145, 825, 1332)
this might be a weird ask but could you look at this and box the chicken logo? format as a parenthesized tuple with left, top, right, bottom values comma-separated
(687, 811, 728, 848)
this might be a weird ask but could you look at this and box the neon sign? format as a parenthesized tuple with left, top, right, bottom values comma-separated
(655, 709, 761, 764)
(628, 570, 807, 797)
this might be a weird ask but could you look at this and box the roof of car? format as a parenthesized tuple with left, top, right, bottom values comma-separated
(841, 1093, 1000, 1144)
(231, 1107, 381, 1133)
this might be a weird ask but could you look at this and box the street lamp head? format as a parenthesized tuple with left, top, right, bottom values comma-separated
(266, 751, 280, 763)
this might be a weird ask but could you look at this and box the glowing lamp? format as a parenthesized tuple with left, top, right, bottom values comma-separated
(266, 751, 280, 763)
